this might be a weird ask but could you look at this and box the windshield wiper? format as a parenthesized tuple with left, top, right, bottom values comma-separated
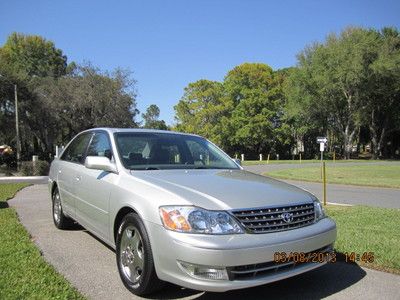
(145, 167, 160, 170)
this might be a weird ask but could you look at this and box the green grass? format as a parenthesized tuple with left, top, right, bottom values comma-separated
(326, 205, 400, 274)
(243, 159, 319, 165)
(242, 159, 381, 165)
(0, 183, 85, 300)
(265, 165, 400, 188)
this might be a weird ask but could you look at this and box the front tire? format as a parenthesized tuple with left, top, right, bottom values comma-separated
(116, 212, 164, 295)
(52, 186, 74, 229)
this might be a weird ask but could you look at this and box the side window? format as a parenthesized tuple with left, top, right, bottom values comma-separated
(87, 132, 112, 160)
(61, 133, 92, 164)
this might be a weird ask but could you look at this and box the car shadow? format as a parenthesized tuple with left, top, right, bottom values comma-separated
(150, 254, 366, 300)
(83, 229, 118, 252)
(63, 222, 86, 231)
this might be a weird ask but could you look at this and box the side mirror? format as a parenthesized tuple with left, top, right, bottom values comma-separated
(233, 158, 242, 166)
(85, 156, 118, 174)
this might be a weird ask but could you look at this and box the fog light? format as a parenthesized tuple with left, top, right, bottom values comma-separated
(178, 261, 229, 280)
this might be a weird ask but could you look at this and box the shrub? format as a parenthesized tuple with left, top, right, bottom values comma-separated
(20, 161, 50, 176)
(0, 152, 17, 169)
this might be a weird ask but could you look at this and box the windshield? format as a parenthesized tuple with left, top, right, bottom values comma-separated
(114, 132, 239, 170)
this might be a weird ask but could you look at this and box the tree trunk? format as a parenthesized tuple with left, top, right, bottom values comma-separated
(341, 91, 358, 159)
(343, 124, 357, 159)
(370, 129, 378, 159)
(369, 109, 388, 160)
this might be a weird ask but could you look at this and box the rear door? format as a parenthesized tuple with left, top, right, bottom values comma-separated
(74, 131, 116, 241)
(57, 132, 93, 219)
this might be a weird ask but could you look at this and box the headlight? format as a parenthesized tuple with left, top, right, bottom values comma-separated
(159, 206, 244, 234)
(313, 199, 326, 221)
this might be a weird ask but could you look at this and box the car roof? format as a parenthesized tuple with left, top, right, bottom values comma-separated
(81, 127, 200, 137)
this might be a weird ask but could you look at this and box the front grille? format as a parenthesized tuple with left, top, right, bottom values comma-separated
(228, 245, 333, 280)
(231, 203, 315, 233)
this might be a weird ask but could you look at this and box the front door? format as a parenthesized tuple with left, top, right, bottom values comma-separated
(74, 131, 115, 241)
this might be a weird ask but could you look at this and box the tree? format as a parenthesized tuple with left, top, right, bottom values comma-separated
(174, 80, 229, 146)
(33, 64, 139, 153)
(0, 32, 67, 78)
(0, 32, 69, 158)
(142, 104, 168, 130)
(364, 27, 400, 158)
(0, 33, 140, 160)
(286, 28, 381, 159)
(223, 63, 286, 156)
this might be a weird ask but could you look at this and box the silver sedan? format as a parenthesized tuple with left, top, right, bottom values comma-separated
(48, 128, 336, 295)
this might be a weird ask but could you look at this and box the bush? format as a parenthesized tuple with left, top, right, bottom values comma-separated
(0, 152, 17, 169)
(20, 161, 50, 176)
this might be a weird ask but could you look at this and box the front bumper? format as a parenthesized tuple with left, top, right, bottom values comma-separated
(146, 217, 337, 292)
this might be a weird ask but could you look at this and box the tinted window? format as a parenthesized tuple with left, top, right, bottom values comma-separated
(114, 132, 238, 170)
(87, 132, 112, 160)
(186, 140, 226, 167)
(61, 133, 92, 164)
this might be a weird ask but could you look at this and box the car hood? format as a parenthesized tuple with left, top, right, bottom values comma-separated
(130, 169, 314, 210)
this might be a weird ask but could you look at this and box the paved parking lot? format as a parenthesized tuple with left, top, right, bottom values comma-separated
(9, 185, 400, 300)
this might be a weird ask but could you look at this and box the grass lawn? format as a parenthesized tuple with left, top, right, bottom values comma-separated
(242, 159, 380, 166)
(0, 183, 85, 300)
(326, 205, 400, 274)
(265, 164, 400, 188)
(243, 159, 319, 165)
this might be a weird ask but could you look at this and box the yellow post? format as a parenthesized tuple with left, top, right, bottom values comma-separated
(333, 151, 336, 162)
(267, 154, 270, 164)
(299, 153, 302, 164)
(323, 162, 327, 206)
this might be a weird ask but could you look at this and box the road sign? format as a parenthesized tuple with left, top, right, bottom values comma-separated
(317, 137, 328, 143)
(320, 142, 325, 152)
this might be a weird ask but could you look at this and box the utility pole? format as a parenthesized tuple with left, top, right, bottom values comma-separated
(14, 84, 21, 169)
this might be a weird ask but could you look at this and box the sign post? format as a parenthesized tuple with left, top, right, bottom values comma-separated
(317, 137, 327, 179)
(323, 162, 327, 206)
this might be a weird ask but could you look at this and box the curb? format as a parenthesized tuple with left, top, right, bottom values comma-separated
(326, 202, 354, 207)
(0, 176, 49, 184)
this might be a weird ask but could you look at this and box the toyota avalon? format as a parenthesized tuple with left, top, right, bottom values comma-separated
(48, 128, 336, 295)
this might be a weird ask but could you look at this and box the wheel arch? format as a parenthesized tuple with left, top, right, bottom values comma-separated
(113, 206, 138, 243)
(51, 181, 58, 198)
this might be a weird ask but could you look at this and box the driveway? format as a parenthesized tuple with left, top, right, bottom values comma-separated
(244, 163, 400, 209)
(8, 185, 400, 300)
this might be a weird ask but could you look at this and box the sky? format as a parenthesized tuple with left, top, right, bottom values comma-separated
(1, 0, 399, 125)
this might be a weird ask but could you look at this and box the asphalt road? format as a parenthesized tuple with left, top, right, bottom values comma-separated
(8, 185, 400, 300)
(244, 162, 400, 209)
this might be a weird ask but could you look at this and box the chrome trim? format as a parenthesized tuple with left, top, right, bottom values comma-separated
(231, 203, 315, 234)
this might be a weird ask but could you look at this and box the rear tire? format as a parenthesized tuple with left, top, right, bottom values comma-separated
(116, 212, 164, 295)
(52, 186, 75, 229)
